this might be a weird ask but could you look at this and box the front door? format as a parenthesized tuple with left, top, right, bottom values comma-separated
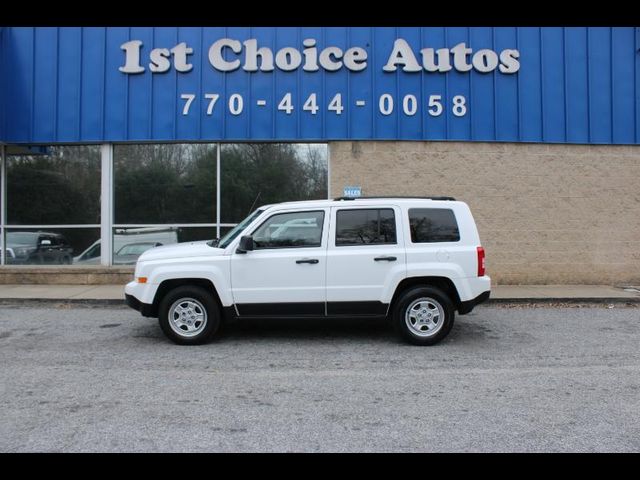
(230, 209, 329, 316)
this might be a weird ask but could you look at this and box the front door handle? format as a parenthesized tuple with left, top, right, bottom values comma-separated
(374, 256, 397, 262)
(296, 258, 319, 264)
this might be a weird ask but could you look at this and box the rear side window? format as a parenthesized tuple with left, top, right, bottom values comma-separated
(336, 209, 397, 246)
(408, 208, 460, 243)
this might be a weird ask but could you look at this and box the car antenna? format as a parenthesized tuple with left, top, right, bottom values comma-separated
(247, 191, 262, 214)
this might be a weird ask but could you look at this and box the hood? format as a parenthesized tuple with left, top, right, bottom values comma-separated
(137, 240, 225, 262)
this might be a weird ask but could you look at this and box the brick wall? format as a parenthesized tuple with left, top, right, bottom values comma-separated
(329, 141, 640, 285)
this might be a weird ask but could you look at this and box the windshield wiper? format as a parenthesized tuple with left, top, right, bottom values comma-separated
(207, 238, 220, 247)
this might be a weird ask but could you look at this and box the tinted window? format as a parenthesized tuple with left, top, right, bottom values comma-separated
(408, 208, 460, 243)
(336, 209, 397, 246)
(252, 211, 325, 248)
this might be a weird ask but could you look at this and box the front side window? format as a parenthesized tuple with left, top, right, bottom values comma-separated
(336, 209, 397, 246)
(408, 208, 460, 243)
(252, 211, 325, 249)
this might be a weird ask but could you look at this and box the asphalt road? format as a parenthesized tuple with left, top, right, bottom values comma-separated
(0, 303, 639, 452)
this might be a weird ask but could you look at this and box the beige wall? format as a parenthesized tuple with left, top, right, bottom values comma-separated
(329, 141, 640, 285)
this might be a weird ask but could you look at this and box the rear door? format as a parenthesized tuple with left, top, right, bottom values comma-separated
(325, 205, 406, 315)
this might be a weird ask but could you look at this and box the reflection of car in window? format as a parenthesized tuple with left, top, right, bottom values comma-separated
(6, 232, 74, 265)
(74, 241, 101, 264)
(74, 227, 178, 265)
(1, 239, 16, 262)
(253, 212, 324, 248)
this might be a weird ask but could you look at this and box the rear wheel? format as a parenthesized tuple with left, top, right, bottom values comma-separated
(158, 285, 221, 345)
(393, 286, 455, 346)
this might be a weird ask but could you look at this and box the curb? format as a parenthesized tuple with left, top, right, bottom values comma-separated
(0, 298, 128, 307)
(486, 297, 640, 304)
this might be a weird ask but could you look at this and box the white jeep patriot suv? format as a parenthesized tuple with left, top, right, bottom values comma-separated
(125, 196, 490, 346)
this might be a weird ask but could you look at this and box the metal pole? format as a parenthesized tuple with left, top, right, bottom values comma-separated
(0, 144, 5, 266)
(100, 144, 113, 266)
(326, 143, 331, 199)
(216, 143, 221, 239)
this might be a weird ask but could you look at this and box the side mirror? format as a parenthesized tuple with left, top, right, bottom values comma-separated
(236, 235, 254, 254)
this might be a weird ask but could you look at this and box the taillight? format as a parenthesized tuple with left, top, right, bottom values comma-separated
(477, 246, 485, 277)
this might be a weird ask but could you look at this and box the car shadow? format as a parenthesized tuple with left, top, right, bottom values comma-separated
(128, 312, 497, 346)
(221, 316, 393, 343)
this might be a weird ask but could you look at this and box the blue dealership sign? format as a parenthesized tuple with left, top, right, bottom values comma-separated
(343, 186, 362, 197)
(0, 27, 638, 144)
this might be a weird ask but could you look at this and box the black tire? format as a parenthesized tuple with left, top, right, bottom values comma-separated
(392, 286, 455, 346)
(158, 285, 222, 345)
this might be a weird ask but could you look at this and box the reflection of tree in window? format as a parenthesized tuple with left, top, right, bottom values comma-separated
(221, 144, 328, 224)
(409, 209, 460, 243)
(336, 209, 396, 245)
(114, 144, 217, 224)
(7, 145, 101, 225)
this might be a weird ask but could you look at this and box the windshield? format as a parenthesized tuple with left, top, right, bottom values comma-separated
(7, 232, 39, 246)
(217, 209, 264, 249)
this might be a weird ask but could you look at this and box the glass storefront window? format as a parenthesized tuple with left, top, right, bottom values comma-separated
(114, 143, 217, 224)
(6, 146, 101, 225)
(220, 143, 328, 223)
(1, 142, 327, 266)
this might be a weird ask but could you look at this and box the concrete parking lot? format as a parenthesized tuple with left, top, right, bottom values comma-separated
(0, 303, 639, 452)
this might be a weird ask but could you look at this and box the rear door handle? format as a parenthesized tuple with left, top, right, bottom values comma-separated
(296, 258, 319, 264)
(374, 256, 397, 262)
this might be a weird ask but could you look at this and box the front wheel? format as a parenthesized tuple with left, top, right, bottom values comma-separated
(393, 286, 455, 346)
(158, 285, 221, 345)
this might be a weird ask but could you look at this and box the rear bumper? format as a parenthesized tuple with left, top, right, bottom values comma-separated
(458, 290, 490, 315)
(125, 293, 156, 318)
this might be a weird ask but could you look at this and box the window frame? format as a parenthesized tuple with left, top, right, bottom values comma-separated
(249, 209, 327, 250)
(334, 207, 398, 247)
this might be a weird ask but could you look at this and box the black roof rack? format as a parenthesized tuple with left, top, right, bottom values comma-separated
(333, 196, 456, 201)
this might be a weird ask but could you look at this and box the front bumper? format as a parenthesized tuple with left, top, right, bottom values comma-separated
(457, 290, 491, 315)
(125, 293, 156, 317)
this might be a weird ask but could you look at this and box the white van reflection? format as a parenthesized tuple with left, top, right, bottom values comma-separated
(74, 227, 179, 265)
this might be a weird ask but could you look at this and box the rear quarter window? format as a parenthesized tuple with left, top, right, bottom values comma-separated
(408, 208, 460, 243)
